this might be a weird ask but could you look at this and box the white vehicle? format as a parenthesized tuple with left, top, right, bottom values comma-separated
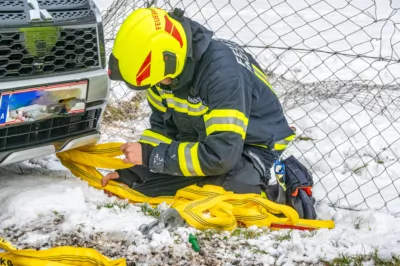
(0, 0, 109, 165)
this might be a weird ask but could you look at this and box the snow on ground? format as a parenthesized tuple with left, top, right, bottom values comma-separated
(1, 160, 400, 265)
(1, 0, 400, 265)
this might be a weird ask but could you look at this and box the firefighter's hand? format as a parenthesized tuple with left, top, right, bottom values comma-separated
(102, 171, 128, 197)
(120, 142, 142, 165)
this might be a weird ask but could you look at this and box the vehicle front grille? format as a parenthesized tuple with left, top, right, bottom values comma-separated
(0, 12, 26, 21)
(38, 0, 89, 9)
(0, 27, 99, 79)
(0, 0, 24, 11)
(0, 11, 95, 24)
(0, 0, 94, 22)
(50, 10, 94, 20)
(0, 108, 101, 152)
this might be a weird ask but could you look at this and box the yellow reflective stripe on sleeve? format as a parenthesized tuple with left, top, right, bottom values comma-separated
(250, 144, 269, 149)
(139, 129, 173, 147)
(178, 142, 191, 176)
(164, 94, 188, 113)
(178, 142, 205, 176)
(206, 124, 246, 139)
(285, 134, 296, 141)
(274, 143, 287, 151)
(252, 64, 270, 84)
(156, 87, 208, 116)
(252, 64, 275, 94)
(146, 88, 166, 112)
(149, 87, 163, 101)
(261, 190, 267, 199)
(188, 105, 209, 116)
(204, 109, 249, 125)
(204, 109, 248, 139)
(274, 133, 296, 151)
(191, 143, 205, 176)
(138, 140, 158, 147)
(254, 71, 269, 85)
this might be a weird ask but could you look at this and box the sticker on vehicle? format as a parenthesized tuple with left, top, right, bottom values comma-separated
(0, 81, 88, 126)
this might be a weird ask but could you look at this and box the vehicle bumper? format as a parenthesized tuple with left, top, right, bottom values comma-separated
(0, 69, 109, 166)
(0, 68, 110, 103)
(0, 132, 100, 166)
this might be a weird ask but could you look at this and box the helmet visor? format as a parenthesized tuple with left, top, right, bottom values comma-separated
(108, 53, 149, 91)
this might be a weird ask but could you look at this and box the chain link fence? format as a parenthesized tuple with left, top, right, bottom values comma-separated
(101, 0, 400, 215)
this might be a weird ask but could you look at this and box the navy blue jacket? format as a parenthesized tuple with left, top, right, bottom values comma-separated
(139, 16, 294, 180)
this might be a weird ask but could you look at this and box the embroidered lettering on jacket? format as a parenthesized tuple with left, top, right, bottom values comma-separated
(161, 89, 173, 94)
(216, 39, 253, 72)
(187, 95, 203, 104)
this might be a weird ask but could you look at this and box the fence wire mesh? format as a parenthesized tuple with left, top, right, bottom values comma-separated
(102, 0, 400, 215)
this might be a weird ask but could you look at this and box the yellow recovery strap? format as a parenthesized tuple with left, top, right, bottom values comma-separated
(56, 142, 334, 231)
(0, 237, 126, 266)
(0, 143, 334, 265)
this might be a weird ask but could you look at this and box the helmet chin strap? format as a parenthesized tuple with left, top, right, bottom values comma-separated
(156, 78, 179, 91)
(170, 78, 180, 89)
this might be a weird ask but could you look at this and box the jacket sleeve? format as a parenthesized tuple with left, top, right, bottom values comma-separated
(148, 67, 252, 176)
(138, 86, 178, 146)
(116, 87, 178, 179)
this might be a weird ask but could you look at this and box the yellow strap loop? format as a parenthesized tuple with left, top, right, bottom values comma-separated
(0, 237, 126, 266)
(55, 142, 334, 231)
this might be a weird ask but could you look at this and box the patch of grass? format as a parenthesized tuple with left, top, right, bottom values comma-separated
(140, 203, 161, 218)
(354, 216, 363, 230)
(352, 163, 369, 175)
(230, 228, 242, 237)
(53, 210, 64, 219)
(374, 153, 386, 164)
(320, 254, 355, 266)
(333, 254, 353, 265)
(103, 92, 146, 123)
(97, 200, 129, 210)
(275, 230, 292, 242)
(371, 249, 400, 266)
(52, 210, 65, 225)
(229, 227, 269, 240)
(173, 233, 183, 245)
(250, 246, 268, 255)
(200, 229, 223, 240)
(319, 250, 400, 266)
(296, 135, 315, 141)
(301, 229, 318, 238)
(103, 103, 125, 122)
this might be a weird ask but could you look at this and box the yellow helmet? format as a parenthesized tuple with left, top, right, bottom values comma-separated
(108, 8, 188, 90)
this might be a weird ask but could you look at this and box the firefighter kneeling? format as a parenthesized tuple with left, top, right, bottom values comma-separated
(105, 7, 316, 219)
